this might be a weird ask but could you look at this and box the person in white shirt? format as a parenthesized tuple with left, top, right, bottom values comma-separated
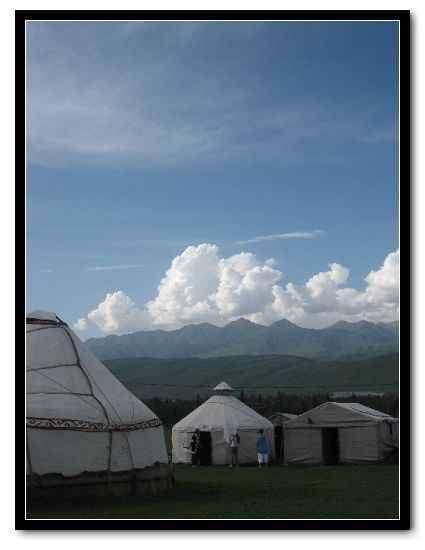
(229, 432, 240, 467)
(256, 429, 269, 468)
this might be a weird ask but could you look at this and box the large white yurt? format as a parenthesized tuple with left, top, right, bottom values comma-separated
(172, 382, 274, 465)
(283, 402, 397, 465)
(26, 311, 172, 499)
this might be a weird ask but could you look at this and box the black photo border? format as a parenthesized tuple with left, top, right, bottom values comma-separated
(15, 9, 411, 531)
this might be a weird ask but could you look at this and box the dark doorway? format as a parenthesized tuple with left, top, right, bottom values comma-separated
(321, 428, 339, 465)
(199, 431, 212, 465)
(274, 426, 284, 463)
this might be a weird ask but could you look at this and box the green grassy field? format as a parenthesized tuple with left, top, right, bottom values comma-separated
(28, 463, 398, 520)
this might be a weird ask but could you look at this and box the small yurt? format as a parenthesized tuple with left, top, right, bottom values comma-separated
(283, 402, 397, 465)
(172, 381, 274, 465)
(26, 311, 172, 500)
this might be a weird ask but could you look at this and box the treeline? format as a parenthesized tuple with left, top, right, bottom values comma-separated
(145, 391, 399, 427)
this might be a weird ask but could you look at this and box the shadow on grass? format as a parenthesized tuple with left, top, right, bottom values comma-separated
(28, 464, 399, 520)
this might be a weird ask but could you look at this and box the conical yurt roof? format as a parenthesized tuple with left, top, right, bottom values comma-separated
(173, 381, 273, 441)
(213, 381, 233, 391)
(26, 311, 167, 477)
(27, 310, 160, 427)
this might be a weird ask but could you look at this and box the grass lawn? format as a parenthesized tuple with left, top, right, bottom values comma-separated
(28, 463, 398, 520)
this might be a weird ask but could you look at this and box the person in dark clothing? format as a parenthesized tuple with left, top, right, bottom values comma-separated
(190, 429, 201, 466)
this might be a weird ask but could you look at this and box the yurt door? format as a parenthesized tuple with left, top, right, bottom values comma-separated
(199, 431, 212, 465)
(321, 428, 340, 465)
(274, 426, 284, 463)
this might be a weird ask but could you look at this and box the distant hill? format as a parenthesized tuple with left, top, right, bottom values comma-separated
(87, 318, 398, 361)
(104, 352, 399, 400)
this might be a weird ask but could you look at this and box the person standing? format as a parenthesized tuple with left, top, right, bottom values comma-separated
(190, 429, 201, 466)
(256, 429, 269, 468)
(229, 432, 240, 467)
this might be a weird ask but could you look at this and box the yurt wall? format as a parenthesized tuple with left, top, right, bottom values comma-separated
(284, 428, 323, 465)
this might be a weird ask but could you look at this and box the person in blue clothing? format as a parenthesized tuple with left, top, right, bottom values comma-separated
(256, 429, 269, 468)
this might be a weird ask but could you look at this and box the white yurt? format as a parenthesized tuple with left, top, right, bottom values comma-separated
(26, 311, 172, 499)
(283, 402, 397, 465)
(172, 382, 274, 465)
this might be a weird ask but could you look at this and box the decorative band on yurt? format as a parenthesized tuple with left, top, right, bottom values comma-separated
(26, 317, 66, 327)
(26, 416, 162, 433)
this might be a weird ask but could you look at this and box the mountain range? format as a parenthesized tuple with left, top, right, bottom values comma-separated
(86, 318, 398, 361)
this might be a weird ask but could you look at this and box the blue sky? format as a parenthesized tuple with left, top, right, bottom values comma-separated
(26, 21, 399, 336)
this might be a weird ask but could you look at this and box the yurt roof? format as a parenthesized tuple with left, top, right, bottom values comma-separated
(26, 311, 160, 429)
(285, 401, 393, 428)
(27, 310, 59, 322)
(334, 402, 392, 419)
(269, 412, 298, 423)
(213, 381, 233, 391)
(173, 394, 273, 434)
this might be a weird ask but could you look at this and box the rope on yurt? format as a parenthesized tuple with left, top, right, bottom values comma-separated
(25, 326, 60, 335)
(129, 396, 135, 423)
(86, 375, 139, 493)
(125, 397, 140, 494)
(25, 426, 32, 477)
(61, 323, 115, 492)
(31, 369, 107, 414)
(25, 326, 34, 491)
(28, 390, 92, 397)
(81, 365, 138, 477)
(29, 363, 81, 372)
(25, 426, 43, 495)
(61, 320, 144, 494)
(25, 336, 40, 491)
(63, 325, 140, 483)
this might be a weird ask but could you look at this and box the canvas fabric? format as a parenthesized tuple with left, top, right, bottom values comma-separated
(26, 311, 168, 478)
(284, 428, 323, 464)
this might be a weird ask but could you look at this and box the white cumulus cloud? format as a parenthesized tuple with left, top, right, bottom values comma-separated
(214, 253, 282, 318)
(74, 245, 399, 334)
(73, 318, 88, 331)
(146, 244, 221, 327)
(75, 291, 150, 334)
